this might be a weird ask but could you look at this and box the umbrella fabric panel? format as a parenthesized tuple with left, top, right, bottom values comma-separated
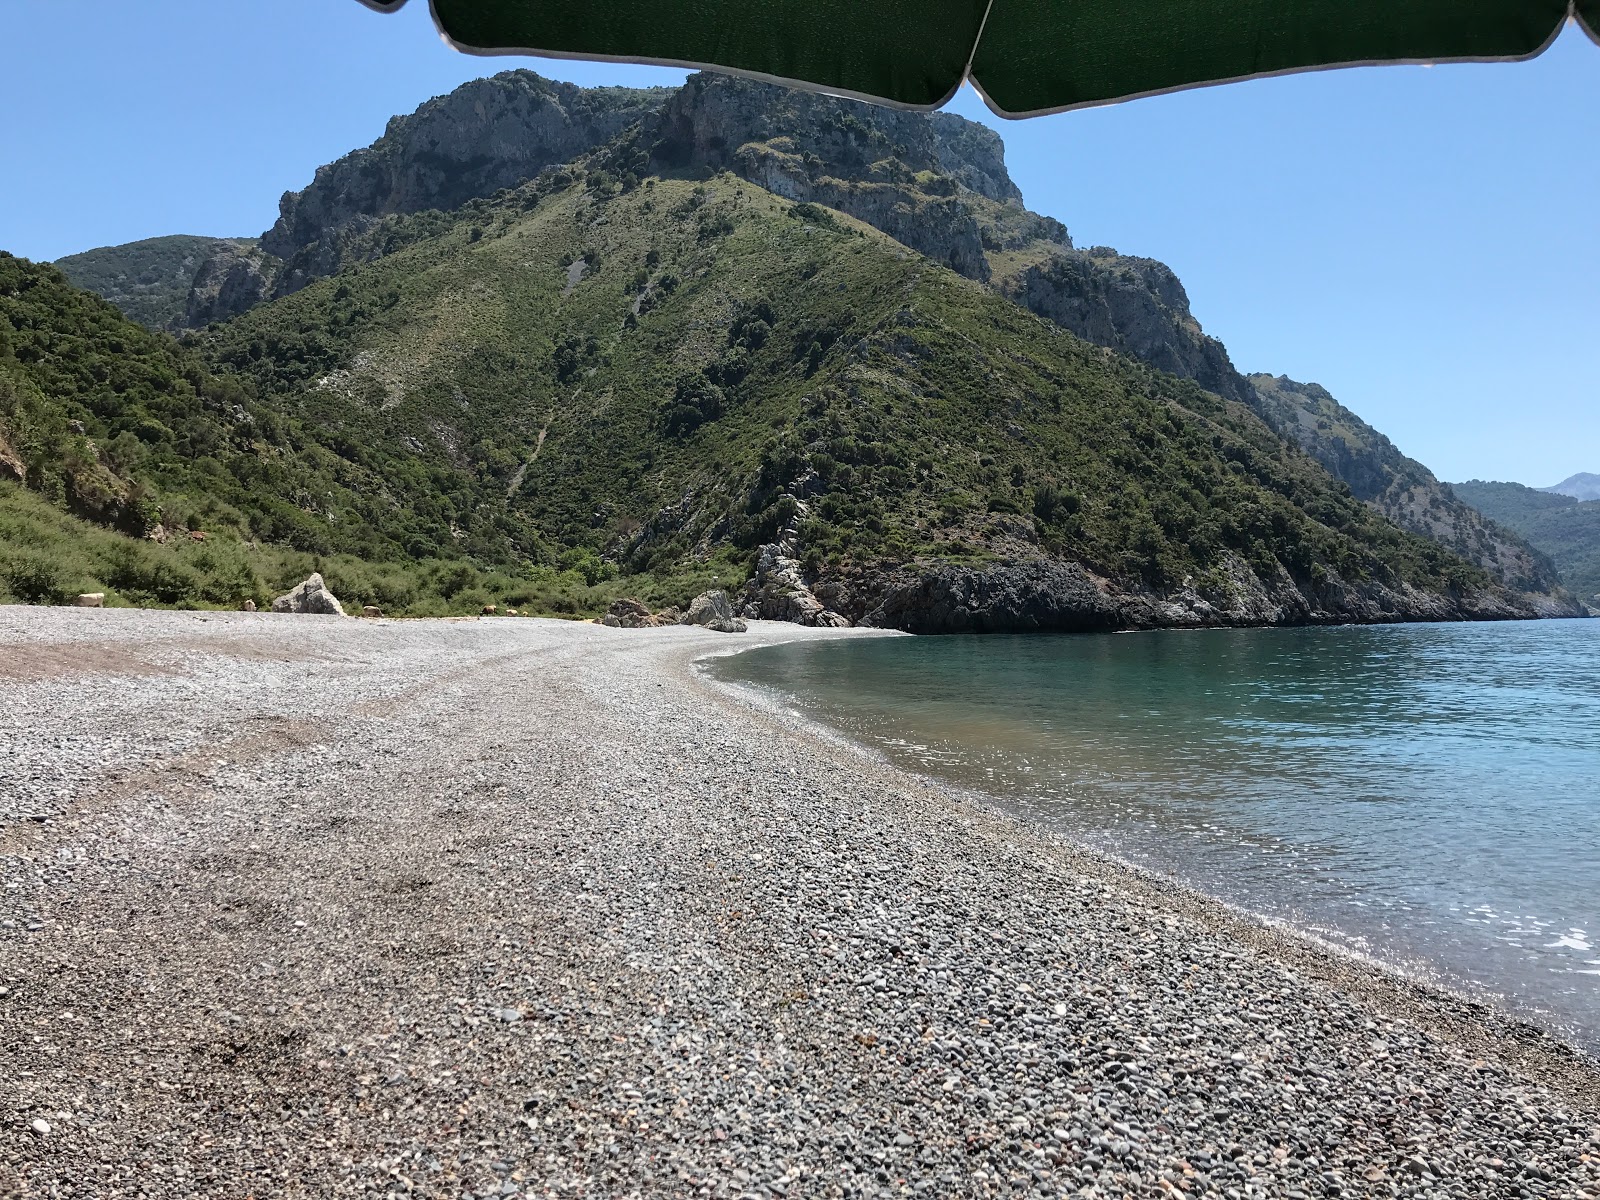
(1579, 0, 1600, 43)
(364, 0, 1589, 115)
(427, 0, 989, 109)
(970, 0, 1575, 115)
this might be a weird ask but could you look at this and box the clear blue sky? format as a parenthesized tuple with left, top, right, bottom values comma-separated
(2, 2, 1595, 486)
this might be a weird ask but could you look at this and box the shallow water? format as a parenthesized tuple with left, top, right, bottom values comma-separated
(711, 620, 1600, 1052)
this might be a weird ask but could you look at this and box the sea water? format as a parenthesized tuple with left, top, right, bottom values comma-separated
(710, 620, 1600, 1052)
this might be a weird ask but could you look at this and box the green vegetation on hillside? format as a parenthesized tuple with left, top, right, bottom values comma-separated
(0, 250, 732, 614)
(189, 171, 1486, 602)
(1247, 374, 1564, 598)
(4, 160, 1512, 624)
(1452, 480, 1600, 602)
(54, 235, 253, 330)
(1, 251, 367, 548)
(0, 482, 727, 616)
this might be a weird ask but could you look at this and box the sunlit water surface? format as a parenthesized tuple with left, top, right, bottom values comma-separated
(710, 620, 1600, 1053)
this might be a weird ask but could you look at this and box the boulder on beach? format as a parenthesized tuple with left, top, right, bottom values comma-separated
(600, 597, 655, 629)
(74, 593, 104, 608)
(270, 573, 346, 616)
(680, 589, 747, 634)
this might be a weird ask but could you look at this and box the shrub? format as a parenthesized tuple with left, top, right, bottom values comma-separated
(1, 551, 72, 604)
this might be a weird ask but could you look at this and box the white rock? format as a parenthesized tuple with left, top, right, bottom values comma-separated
(269, 573, 346, 617)
(680, 590, 747, 634)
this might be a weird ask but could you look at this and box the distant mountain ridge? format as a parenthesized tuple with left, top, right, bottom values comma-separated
(1542, 472, 1600, 502)
(1450, 480, 1600, 605)
(54, 235, 255, 331)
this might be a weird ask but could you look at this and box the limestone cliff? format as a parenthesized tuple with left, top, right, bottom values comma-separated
(184, 241, 279, 328)
(191, 72, 674, 321)
(998, 249, 1250, 403)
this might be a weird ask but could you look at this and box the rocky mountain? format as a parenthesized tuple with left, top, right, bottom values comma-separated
(176, 73, 676, 327)
(260, 74, 674, 298)
(46, 72, 1326, 426)
(182, 167, 1552, 629)
(3, 170, 1542, 626)
(165, 68, 1251, 410)
(1247, 374, 1574, 611)
(54, 235, 254, 330)
(30, 68, 1583, 623)
(641, 75, 1251, 403)
(73, 79, 1545, 609)
(1451, 480, 1600, 606)
(53, 70, 1291, 418)
(1542, 472, 1600, 502)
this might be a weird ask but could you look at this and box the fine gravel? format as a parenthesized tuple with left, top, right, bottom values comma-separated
(2, 606, 1597, 1200)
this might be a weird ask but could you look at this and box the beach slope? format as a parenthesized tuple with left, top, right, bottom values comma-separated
(2, 608, 1596, 1197)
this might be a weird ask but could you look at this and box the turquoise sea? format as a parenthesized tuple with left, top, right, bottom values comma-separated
(710, 620, 1600, 1053)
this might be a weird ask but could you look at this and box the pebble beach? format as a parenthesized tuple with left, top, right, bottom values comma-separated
(2, 606, 1597, 1199)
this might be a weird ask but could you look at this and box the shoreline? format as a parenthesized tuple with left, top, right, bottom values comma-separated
(693, 633, 1600, 1078)
(688, 633, 1600, 1092)
(3, 606, 1597, 1197)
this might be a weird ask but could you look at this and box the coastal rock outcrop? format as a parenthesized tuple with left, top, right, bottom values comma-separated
(820, 552, 1537, 635)
(600, 597, 657, 628)
(270, 573, 346, 617)
(737, 485, 850, 628)
(681, 590, 746, 634)
(742, 542, 850, 628)
(855, 559, 1122, 634)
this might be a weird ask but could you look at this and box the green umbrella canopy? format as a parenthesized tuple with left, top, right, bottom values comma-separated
(361, 0, 1597, 116)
